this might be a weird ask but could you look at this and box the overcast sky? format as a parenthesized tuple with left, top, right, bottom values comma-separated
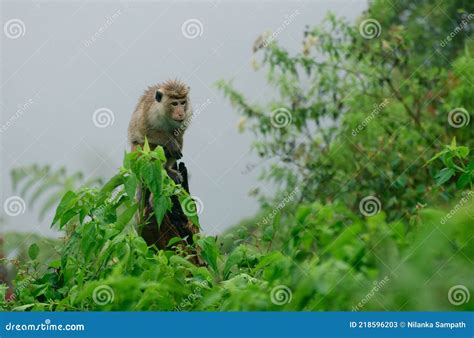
(1, 0, 367, 237)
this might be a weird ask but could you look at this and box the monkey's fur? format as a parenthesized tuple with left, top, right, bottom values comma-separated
(128, 80, 201, 264)
(128, 79, 192, 183)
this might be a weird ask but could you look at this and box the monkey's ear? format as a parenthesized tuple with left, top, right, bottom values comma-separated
(155, 90, 163, 102)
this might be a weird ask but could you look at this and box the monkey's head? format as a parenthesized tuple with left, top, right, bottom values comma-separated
(155, 79, 191, 129)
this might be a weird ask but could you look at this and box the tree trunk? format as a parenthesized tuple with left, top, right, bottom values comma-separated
(140, 162, 202, 265)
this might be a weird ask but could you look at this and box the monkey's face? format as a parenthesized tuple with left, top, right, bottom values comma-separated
(154, 89, 189, 128)
(168, 99, 187, 123)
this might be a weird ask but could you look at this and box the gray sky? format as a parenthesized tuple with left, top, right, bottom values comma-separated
(1, 0, 366, 237)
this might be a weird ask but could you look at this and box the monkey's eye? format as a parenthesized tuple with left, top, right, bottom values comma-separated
(180, 100, 186, 105)
(171, 102, 178, 106)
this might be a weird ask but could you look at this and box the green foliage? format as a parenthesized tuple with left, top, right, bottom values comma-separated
(2, 184, 472, 311)
(10, 165, 102, 220)
(217, 5, 474, 223)
(2, 0, 473, 312)
(428, 138, 474, 189)
(2, 146, 203, 311)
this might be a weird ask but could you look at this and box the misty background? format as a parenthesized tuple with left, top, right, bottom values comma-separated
(1, 0, 366, 237)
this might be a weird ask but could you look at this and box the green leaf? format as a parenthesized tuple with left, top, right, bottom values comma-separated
(48, 260, 61, 269)
(151, 145, 166, 162)
(100, 173, 124, 197)
(296, 205, 311, 224)
(141, 161, 163, 198)
(153, 194, 171, 227)
(167, 236, 183, 248)
(52, 191, 78, 225)
(60, 209, 79, 227)
(435, 168, 455, 186)
(123, 151, 139, 169)
(197, 237, 219, 273)
(457, 172, 472, 189)
(133, 237, 148, 255)
(272, 212, 281, 231)
(124, 174, 137, 199)
(223, 247, 244, 279)
(28, 243, 40, 260)
(263, 225, 274, 241)
(115, 204, 138, 231)
(426, 149, 448, 165)
(450, 137, 457, 149)
(143, 137, 151, 152)
(457, 146, 469, 159)
(254, 251, 284, 270)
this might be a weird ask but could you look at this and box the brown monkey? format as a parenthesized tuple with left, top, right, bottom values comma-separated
(128, 80, 202, 263)
(128, 79, 192, 183)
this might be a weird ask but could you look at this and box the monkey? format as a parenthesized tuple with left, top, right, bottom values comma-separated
(128, 79, 192, 183)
